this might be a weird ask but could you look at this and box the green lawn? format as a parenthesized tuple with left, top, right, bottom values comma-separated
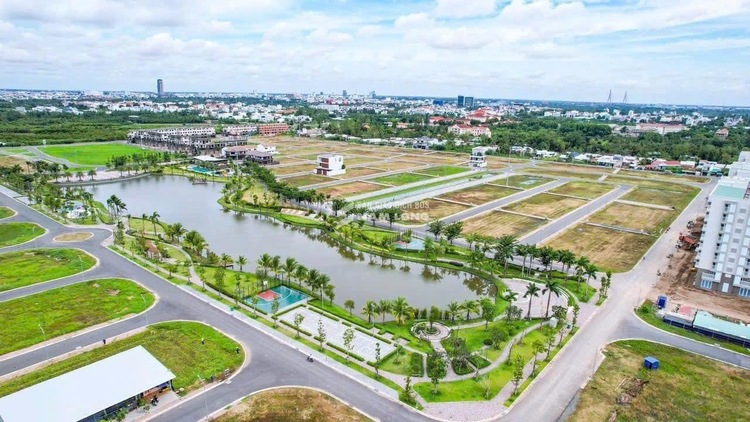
(380, 350, 420, 376)
(571, 340, 750, 422)
(0, 248, 96, 292)
(443, 319, 537, 362)
(0, 206, 14, 219)
(417, 166, 469, 177)
(128, 217, 167, 235)
(39, 143, 147, 166)
(0, 279, 155, 355)
(358, 174, 479, 204)
(0, 321, 244, 398)
(372, 172, 435, 186)
(0, 222, 44, 247)
(376, 321, 434, 354)
(198, 265, 263, 299)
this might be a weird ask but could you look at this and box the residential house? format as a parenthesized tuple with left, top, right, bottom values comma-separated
(315, 154, 345, 176)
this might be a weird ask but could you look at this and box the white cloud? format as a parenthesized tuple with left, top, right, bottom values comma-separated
(434, 0, 498, 19)
(307, 29, 353, 45)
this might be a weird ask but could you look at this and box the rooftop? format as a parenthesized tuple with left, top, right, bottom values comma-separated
(713, 180, 749, 200)
(693, 310, 750, 340)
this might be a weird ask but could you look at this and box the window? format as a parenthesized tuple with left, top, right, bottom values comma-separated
(701, 279, 713, 289)
(740, 288, 750, 298)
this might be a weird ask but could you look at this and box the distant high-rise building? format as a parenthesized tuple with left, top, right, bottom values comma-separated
(369, 91, 376, 99)
(457, 95, 465, 107)
(464, 96, 474, 108)
(157, 79, 164, 98)
(342, 89, 348, 98)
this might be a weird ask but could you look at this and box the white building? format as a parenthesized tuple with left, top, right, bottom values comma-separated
(695, 153, 750, 298)
(470, 146, 493, 168)
(448, 124, 491, 137)
(315, 153, 345, 176)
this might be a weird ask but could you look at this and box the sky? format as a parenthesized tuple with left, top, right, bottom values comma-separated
(1, 0, 749, 106)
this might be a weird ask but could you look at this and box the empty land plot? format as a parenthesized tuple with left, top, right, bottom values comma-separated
(503, 175, 555, 189)
(462, 211, 545, 238)
(317, 181, 386, 197)
(40, 143, 146, 166)
(620, 184, 699, 209)
(343, 148, 390, 157)
(437, 184, 519, 205)
(272, 164, 315, 175)
(618, 169, 709, 184)
(523, 168, 604, 180)
(504, 193, 587, 219)
(416, 165, 469, 177)
(414, 155, 466, 164)
(342, 156, 383, 165)
(0, 248, 96, 292)
(399, 199, 470, 224)
(371, 161, 424, 172)
(337, 167, 385, 179)
(372, 172, 435, 186)
(548, 181, 614, 199)
(284, 174, 337, 187)
(545, 224, 653, 272)
(589, 202, 674, 233)
(0, 156, 29, 169)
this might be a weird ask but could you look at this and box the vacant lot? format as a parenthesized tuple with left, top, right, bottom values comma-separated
(437, 184, 518, 205)
(372, 172, 435, 186)
(589, 202, 674, 233)
(371, 160, 423, 172)
(621, 185, 699, 209)
(523, 168, 604, 180)
(503, 175, 554, 189)
(0, 248, 96, 292)
(40, 143, 146, 166)
(0, 321, 243, 398)
(548, 181, 613, 199)
(0, 222, 44, 247)
(216, 388, 372, 422)
(0, 206, 14, 219)
(399, 198, 470, 224)
(0, 279, 155, 355)
(283, 174, 337, 187)
(0, 156, 29, 169)
(272, 164, 315, 175)
(504, 193, 587, 219)
(462, 211, 546, 238)
(53, 232, 94, 242)
(571, 340, 750, 422)
(337, 167, 385, 179)
(545, 224, 653, 272)
(317, 181, 386, 198)
(416, 165, 469, 177)
(619, 169, 709, 184)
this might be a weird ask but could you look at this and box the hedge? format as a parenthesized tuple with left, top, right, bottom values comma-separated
(452, 358, 474, 375)
(410, 352, 424, 377)
(468, 354, 491, 369)
(279, 320, 312, 337)
(326, 342, 365, 362)
(308, 306, 340, 321)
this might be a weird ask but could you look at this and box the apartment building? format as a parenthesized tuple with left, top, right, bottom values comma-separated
(127, 127, 215, 142)
(315, 153, 345, 176)
(258, 123, 289, 136)
(448, 124, 491, 137)
(223, 125, 258, 136)
(695, 152, 750, 298)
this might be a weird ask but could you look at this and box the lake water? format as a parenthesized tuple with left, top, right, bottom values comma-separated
(86, 175, 493, 314)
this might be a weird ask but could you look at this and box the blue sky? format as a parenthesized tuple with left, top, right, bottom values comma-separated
(1, 0, 749, 105)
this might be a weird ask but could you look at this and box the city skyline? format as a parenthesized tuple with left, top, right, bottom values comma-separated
(1, 0, 749, 106)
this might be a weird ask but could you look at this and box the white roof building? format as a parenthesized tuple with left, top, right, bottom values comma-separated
(0, 346, 175, 422)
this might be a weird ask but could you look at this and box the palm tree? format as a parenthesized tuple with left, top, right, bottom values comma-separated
(269, 255, 281, 281)
(584, 263, 599, 300)
(362, 300, 377, 324)
(170, 223, 186, 244)
(447, 301, 461, 323)
(523, 283, 541, 320)
(461, 299, 480, 320)
(537, 246, 557, 279)
(390, 297, 411, 325)
(558, 249, 577, 279)
(87, 168, 97, 181)
(377, 299, 392, 323)
(542, 280, 563, 319)
(281, 257, 298, 286)
(305, 268, 321, 292)
(344, 299, 355, 316)
(318, 274, 331, 302)
(503, 290, 519, 321)
(237, 255, 247, 272)
(149, 211, 160, 235)
(495, 234, 518, 275)
(140, 213, 148, 235)
(516, 244, 530, 276)
(220, 253, 233, 268)
(293, 265, 308, 289)
(257, 253, 273, 281)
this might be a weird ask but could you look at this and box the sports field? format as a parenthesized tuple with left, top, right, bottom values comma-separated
(461, 211, 546, 238)
(503, 193, 587, 219)
(40, 143, 146, 166)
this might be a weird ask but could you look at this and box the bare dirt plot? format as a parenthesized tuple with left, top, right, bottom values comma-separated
(589, 202, 675, 233)
(342, 156, 384, 166)
(620, 186, 698, 209)
(461, 211, 546, 238)
(619, 169, 710, 184)
(343, 148, 392, 157)
(523, 168, 604, 180)
(337, 167, 385, 179)
(272, 164, 315, 175)
(398, 198, 470, 224)
(283, 174, 337, 187)
(0, 156, 30, 169)
(541, 163, 611, 176)
(53, 232, 93, 242)
(548, 181, 614, 199)
(412, 154, 467, 164)
(504, 193, 587, 219)
(317, 181, 386, 198)
(437, 184, 519, 205)
(545, 224, 653, 272)
(502, 175, 555, 189)
(371, 161, 424, 172)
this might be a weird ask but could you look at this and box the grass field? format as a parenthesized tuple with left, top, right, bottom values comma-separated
(504, 193, 588, 219)
(571, 340, 750, 422)
(128, 217, 166, 235)
(589, 202, 674, 233)
(216, 388, 371, 422)
(436, 184, 518, 205)
(548, 181, 614, 199)
(523, 168, 604, 180)
(0, 156, 30, 169)
(0, 206, 14, 219)
(53, 232, 94, 242)
(0, 279, 155, 355)
(0, 248, 96, 292)
(620, 185, 699, 208)
(271, 164, 316, 175)
(40, 143, 146, 166)
(399, 198, 470, 224)
(0, 321, 244, 398)
(0, 222, 44, 247)
(283, 174, 337, 187)
(618, 169, 709, 183)
(462, 211, 546, 238)
(317, 181, 386, 197)
(416, 165, 469, 177)
(372, 172, 435, 186)
(545, 224, 653, 272)
(502, 175, 554, 189)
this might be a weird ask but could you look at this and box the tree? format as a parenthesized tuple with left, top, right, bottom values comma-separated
(344, 299, 355, 316)
(250, 295, 260, 317)
(443, 221, 464, 245)
(343, 328, 355, 363)
(428, 306, 441, 329)
(460, 299, 479, 320)
(331, 198, 347, 217)
(390, 296, 411, 325)
(257, 253, 272, 281)
(149, 211, 160, 235)
(374, 342, 382, 378)
(293, 312, 305, 338)
(237, 255, 247, 272)
(271, 298, 280, 327)
(362, 300, 377, 324)
(447, 301, 460, 323)
(282, 257, 298, 286)
(503, 290, 519, 321)
(512, 355, 525, 395)
(377, 299, 392, 323)
(546, 334, 555, 361)
(317, 318, 326, 350)
(480, 297, 495, 330)
(542, 280, 563, 319)
(495, 234, 518, 275)
(523, 283, 541, 320)
(324, 283, 335, 306)
(584, 263, 598, 300)
(427, 351, 447, 394)
(531, 340, 545, 377)
(572, 303, 580, 328)
(87, 168, 97, 181)
(220, 253, 233, 268)
(293, 265, 308, 289)
(427, 220, 446, 240)
(558, 249, 577, 279)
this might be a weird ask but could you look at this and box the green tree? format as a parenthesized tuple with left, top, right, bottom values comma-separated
(374, 342, 382, 379)
(523, 283, 541, 320)
(542, 280, 563, 319)
(271, 298, 280, 327)
(343, 328, 355, 363)
(503, 290, 519, 321)
(427, 351, 447, 394)
(512, 355, 525, 395)
(317, 317, 326, 350)
(480, 297, 496, 330)
(362, 300, 377, 324)
(344, 299, 355, 316)
(427, 220, 446, 240)
(377, 299, 392, 323)
(428, 306, 441, 329)
(443, 221, 464, 245)
(293, 312, 305, 338)
(237, 255, 247, 272)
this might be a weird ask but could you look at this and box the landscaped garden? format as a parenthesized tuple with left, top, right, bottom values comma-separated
(0, 248, 96, 291)
(0, 321, 244, 398)
(0, 278, 155, 355)
(0, 221, 44, 247)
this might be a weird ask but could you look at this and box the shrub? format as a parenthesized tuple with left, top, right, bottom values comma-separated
(468, 354, 491, 369)
(326, 342, 365, 362)
(452, 359, 474, 375)
(409, 353, 424, 377)
(482, 338, 494, 346)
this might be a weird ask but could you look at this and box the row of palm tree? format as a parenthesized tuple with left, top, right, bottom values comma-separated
(360, 297, 412, 325)
(255, 253, 335, 303)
